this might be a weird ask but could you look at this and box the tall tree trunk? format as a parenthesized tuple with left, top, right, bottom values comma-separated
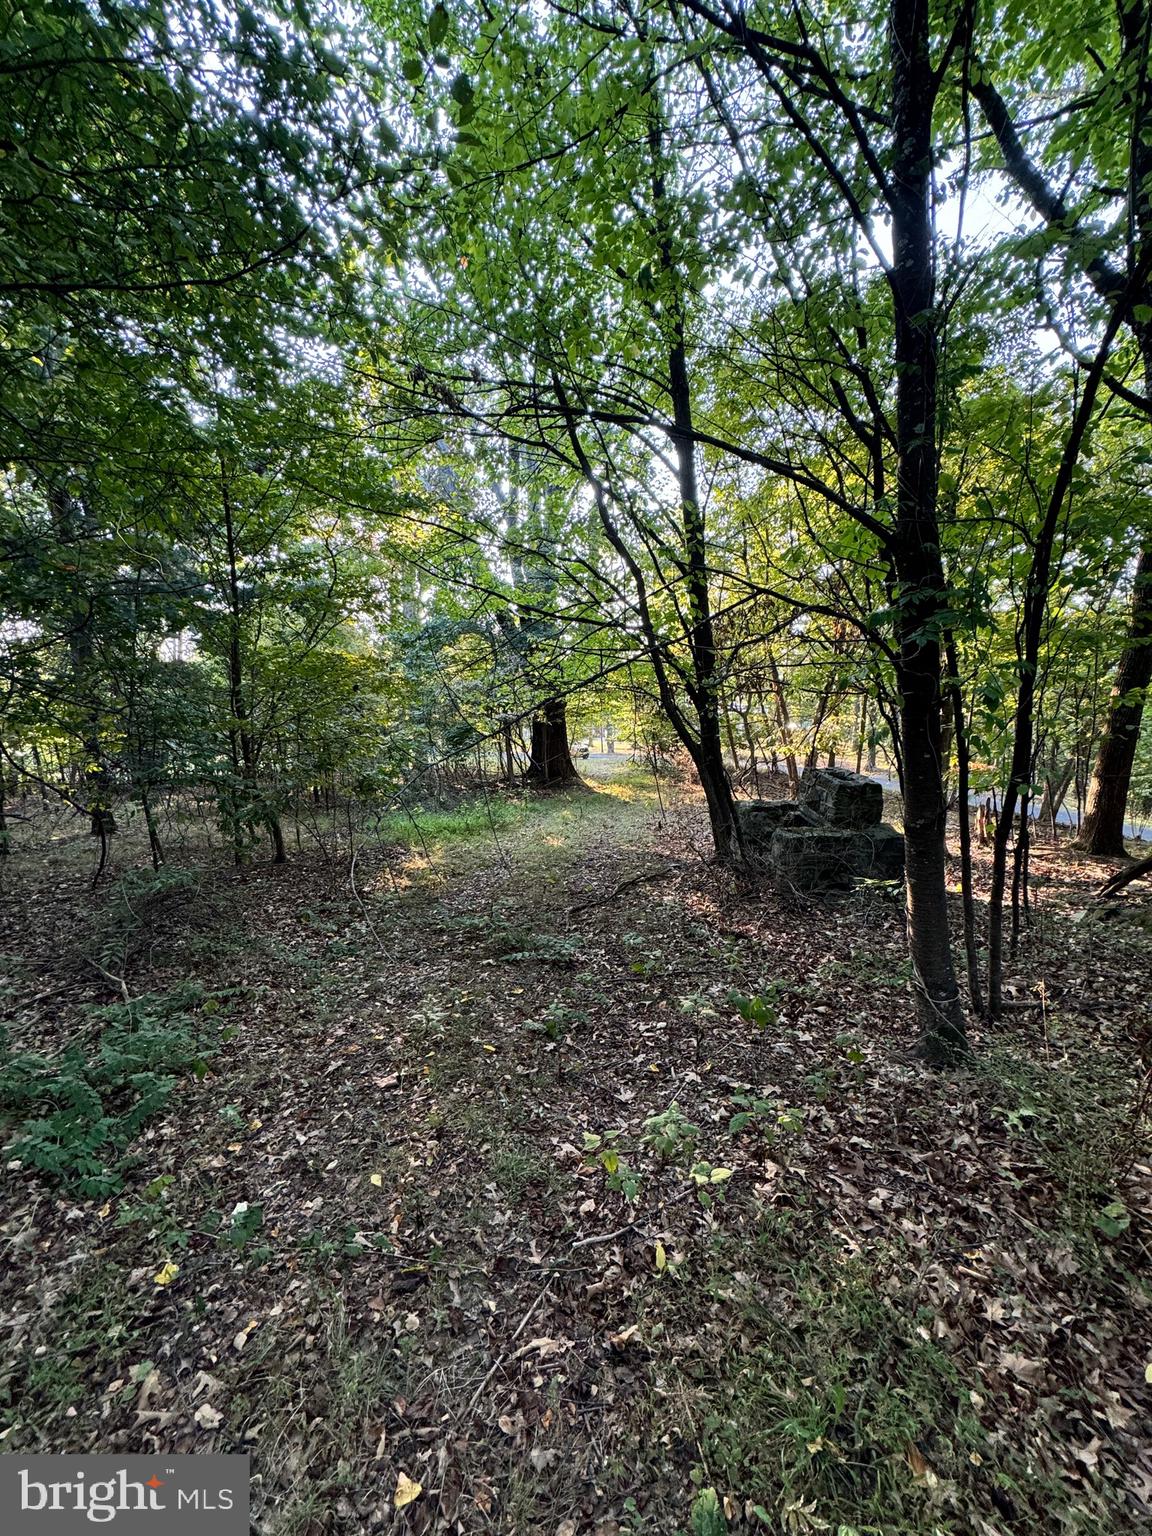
(805, 675, 835, 771)
(526, 698, 579, 786)
(141, 788, 164, 869)
(662, 234, 740, 860)
(888, 0, 967, 1062)
(1078, 542, 1152, 855)
(0, 744, 8, 858)
(1037, 755, 1077, 840)
(741, 709, 762, 792)
(974, 2, 1152, 859)
(49, 484, 116, 837)
(723, 707, 741, 773)
(987, 321, 1118, 1013)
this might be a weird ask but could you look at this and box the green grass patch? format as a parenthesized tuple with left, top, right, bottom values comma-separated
(683, 1242, 986, 1533)
(641, 1211, 1137, 1535)
(0, 1261, 141, 1430)
(371, 769, 659, 853)
(972, 1041, 1142, 1259)
(373, 796, 541, 847)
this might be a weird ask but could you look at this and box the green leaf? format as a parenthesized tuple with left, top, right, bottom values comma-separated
(1094, 1200, 1130, 1238)
(428, 4, 449, 48)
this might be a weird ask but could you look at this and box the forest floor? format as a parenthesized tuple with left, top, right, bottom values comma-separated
(2, 763, 1151, 1536)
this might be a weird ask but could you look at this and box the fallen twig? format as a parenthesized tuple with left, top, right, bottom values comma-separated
(567, 867, 670, 916)
(459, 1222, 640, 1423)
(85, 958, 131, 1006)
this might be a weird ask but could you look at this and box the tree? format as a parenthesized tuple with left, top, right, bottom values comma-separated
(969, 0, 1152, 856)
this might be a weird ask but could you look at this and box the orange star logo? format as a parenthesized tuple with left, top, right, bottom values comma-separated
(146, 1476, 164, 1490)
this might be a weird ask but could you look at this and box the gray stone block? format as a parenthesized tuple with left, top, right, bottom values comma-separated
(769, 826, 863, 888)
(737, 798, 818, 849)
(851, 822, 905, 881)
(799, 766, 883, 829)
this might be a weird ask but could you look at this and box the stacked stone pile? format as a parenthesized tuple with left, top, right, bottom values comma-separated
(736, 766, 904, 889)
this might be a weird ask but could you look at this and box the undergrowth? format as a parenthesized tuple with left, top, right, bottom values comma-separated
(0, 984, 224, 1196)
(974, 1039, 1144, 1258)
(370, 795, 548, 848)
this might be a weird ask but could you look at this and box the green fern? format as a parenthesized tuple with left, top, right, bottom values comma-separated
(0, 986, 220, 1196)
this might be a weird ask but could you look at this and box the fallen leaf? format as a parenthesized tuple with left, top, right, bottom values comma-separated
(394, 1472, 422, 1509)
(1000, 1352, 1046, 1384)
(152, 1261, 179, 1288)
(512, 1336, 567, 1360)
(194, 1404, 223, 1430)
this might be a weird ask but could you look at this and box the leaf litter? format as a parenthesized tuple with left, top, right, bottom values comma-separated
(0, 776, 1150, 1534)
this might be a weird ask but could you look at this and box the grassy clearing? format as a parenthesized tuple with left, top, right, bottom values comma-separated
(368, 759, 661, 853)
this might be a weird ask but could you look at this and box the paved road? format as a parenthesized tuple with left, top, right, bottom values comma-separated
(861, 768, 1147, 844)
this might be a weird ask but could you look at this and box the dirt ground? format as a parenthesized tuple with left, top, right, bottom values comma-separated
(1, 763, 1150, 1535)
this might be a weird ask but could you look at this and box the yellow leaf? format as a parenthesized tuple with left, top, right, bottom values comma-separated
(1146, 1362, 1152, 1384)
(153, 1261, 180, 1287)
(654, 1241, 667, 1271)
(710, 1167, 733, 1184)
(370, 1173, 384, 1188)
(482, 1043, 496, 1053)
(394, 1472, 422, 1509)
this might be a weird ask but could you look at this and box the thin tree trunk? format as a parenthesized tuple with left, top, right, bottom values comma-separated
(765, 653, 799, 788)
(141, 789, 164, 869)
(49, 484, 116, 837)
(723, 708, 741, 774)
(974, 9, 1152, 861)
(0, 747, 8, 858)
(946, 636, 982, 1012)
(741, 710, 761, 792)
(988, 318, 1120, 1015)
(888, 0, 967, 1062)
